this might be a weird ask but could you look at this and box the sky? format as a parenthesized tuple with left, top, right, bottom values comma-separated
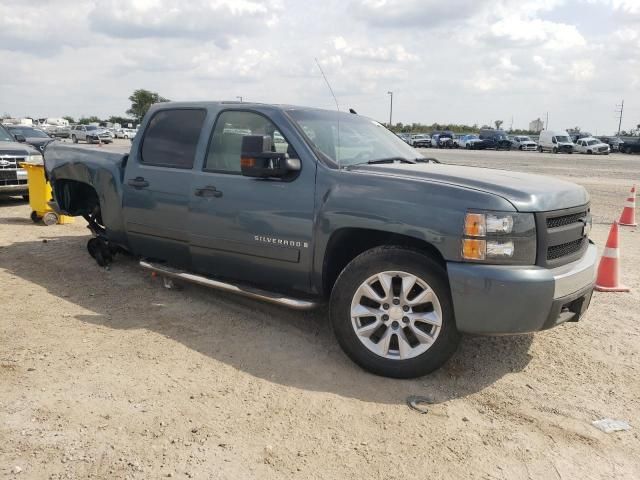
(0, 0, 639, 134)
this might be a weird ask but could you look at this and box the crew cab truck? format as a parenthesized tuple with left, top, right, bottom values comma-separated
(44, 102, 597, 378)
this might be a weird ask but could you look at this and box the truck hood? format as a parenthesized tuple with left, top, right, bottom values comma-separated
(0, 140, 40, 156)
(349, 163, 589, 212)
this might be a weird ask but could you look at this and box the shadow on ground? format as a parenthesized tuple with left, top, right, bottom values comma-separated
(0, 230, 534, 405)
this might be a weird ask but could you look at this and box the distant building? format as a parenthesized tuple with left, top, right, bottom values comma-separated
(529, 118, 544, 132)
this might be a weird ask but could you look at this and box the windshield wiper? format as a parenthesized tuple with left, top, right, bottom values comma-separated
(365, 157, 416, 165)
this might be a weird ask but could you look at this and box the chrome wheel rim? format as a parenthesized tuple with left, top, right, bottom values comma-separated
(350, 271, 442, 360)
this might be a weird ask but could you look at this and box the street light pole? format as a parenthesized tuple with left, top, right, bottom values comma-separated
(387, 91, 393, 128)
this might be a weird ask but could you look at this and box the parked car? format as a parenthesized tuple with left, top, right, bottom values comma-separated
(430, 131, 454, 148)
(410, 134, 431, 148)
(620, 138, 640, 154)
(70, 125, 113, 144)
(458, 134, 486, 150)
(599, 136, 625, 152)
(44, 101, 597, 378)
(48, 125, 71, 138)
(115, 128, 137, 139)
(396, 133, 411, 145)
(510, 135, 537, 151)
(0, 123, 43, 198)
(5, 125, 56, 152)
(478, 129, 511, 150)
(537, 130, 574, 154)
(574, 137, 610, 155)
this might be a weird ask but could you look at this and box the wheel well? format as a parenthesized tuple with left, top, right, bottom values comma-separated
(53, 179, 101, 221)
(322, 228, 446, 298)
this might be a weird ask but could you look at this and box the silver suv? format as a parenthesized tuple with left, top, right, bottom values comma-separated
(70, 125, 113, 144)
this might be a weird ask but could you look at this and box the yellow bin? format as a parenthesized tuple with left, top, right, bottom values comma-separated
(20, 162, 74, 226)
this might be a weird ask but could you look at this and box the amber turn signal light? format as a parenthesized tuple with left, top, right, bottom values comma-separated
(464, 213, 486, 237)
(240, 156, 255, 168)
(462, 239, 486, 260)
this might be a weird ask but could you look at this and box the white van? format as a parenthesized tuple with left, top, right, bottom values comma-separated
(538, 130, 574, 154)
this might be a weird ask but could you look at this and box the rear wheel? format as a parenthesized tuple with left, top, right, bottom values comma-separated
(330, 247, 460, 378)
(72, 135, 78, 144)
(625, 147, 632, 154)
(538, 146, 543, 153)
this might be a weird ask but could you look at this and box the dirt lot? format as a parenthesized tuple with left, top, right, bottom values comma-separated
(1, 145, 639, 479)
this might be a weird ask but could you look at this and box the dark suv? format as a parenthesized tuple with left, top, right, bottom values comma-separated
(479, 130, 511, 150)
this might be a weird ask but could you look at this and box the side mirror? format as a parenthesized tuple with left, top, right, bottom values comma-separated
(14, 134, 26, 143)
(240, 135, 300, 178)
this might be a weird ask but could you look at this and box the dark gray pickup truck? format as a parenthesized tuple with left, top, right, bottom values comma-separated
(44, 102, 597, 378)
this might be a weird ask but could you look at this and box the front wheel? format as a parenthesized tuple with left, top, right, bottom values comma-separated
(553, 147, 558, 153)
(71, 135, 78, 144)
(330, 247, 460, 378)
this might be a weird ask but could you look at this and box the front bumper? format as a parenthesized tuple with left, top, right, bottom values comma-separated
(447, 243, 597, 334)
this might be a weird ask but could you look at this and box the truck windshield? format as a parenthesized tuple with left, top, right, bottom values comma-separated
(0, 125, 14, 142)
(556, 136, 570, 143)
(287, 109, 424, 167)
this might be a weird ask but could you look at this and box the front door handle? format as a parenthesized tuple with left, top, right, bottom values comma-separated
(194, 186, 223, 198)
(127, 177, 149, 189)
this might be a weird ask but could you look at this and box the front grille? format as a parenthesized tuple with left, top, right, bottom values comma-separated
(537, 205, 590, 267)
(598, 146, 608, 152)
(0, 156, 24, 169)
(0, 170, 18, 181)
(547, 237, 586, 260)
(546, 211, 587, 229)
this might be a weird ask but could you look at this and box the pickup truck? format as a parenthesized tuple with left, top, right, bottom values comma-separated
(44, 102, 597, 378)
(0, 123, 43, 198)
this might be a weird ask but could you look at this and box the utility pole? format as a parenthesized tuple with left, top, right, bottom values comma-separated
(545, 112, 549, 130)
(387, 91, 393, 128)
(615, 100, 624, 136)
(236, 96, 243, 102)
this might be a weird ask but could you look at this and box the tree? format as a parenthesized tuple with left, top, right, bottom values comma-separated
(78, 116, 102, 125)
(127, 89, 169, 121)
(62, 116, 76, 124)
(108, 115, 136, 127)
(494, 120, 504, 129)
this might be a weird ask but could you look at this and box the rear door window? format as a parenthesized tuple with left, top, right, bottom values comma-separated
(141, 109, 206, 169)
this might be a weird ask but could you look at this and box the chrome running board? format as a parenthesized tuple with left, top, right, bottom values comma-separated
(139, 260, 320, 311)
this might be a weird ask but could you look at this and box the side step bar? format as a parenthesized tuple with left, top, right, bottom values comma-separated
(139, 261, 320, 311)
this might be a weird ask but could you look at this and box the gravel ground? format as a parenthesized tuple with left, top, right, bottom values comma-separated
(1, 144, 639, 479)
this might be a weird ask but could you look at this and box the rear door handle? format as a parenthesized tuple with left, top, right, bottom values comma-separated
(194, 186, 223, 198)
(127, 177, 149, 189)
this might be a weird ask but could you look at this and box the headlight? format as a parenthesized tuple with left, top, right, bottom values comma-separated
(462, 211, 536, 264)
(27, 154, 43, 164)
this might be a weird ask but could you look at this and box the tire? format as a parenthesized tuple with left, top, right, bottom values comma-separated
(587, 150, 592, 155)
(519, 145, 523, 151)
(553, 147, 558, 154)
(466, 144, 471, 150)
(72, 135, 78, 144)
(625, 147, 632, 154)
(330, 246, 460, 378)
(30, 211, 39, 223)
(538, 146, 543, 153)
(22, 194, 30, 201)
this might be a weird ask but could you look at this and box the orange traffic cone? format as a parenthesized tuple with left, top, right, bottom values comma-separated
(618, 185, 636, 226)
(595, 222, 629, 292)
